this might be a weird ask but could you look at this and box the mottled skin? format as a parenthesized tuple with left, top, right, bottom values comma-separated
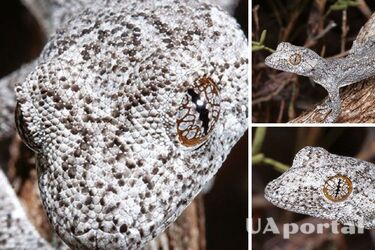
(0, 170, 53, 250)
(265, 147, 375, 229)
(0, 63, 35, 139)
(0, 0, 240, 140)
(1, 0, 248, 249)
(264, 13, 375, 123)
(0, 0, 92, 140)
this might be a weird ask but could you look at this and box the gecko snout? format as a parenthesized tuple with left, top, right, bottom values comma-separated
(264, 54, 276, 68)
(264, 178, 283, 204)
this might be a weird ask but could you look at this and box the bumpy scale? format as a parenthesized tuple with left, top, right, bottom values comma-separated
(265, 147, 375, 229)
(10, 0, 248, 249)
(0, 169, 52, 250)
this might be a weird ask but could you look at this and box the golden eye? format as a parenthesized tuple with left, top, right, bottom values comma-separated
(15, 102, 39, 152)
(322, 175, 352, 202)
(289, 53, 302, 65)
(176, 77, 220, 147)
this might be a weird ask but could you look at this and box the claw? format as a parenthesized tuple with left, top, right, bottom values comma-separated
(323, 103, 340, 123)
(324, 112, 338, 123)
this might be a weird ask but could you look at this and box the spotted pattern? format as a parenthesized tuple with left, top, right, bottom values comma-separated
(265, 147, 375, 229)
(0, 170, 52, 250)
(12, 0, 248, 249)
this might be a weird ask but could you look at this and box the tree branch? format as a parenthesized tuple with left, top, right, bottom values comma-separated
(291, 78, 375, 123)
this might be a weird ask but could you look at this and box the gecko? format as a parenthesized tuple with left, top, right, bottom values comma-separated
(264, 146, 375, 229)
(0, 0, 248, 249)
(0, 168, 53, 250)
(264, 12, 375, 123)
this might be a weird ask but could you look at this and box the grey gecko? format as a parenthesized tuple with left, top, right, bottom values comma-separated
(265, 12, 375, 123)
(0, 169, 53, 249)
(265, 147, 375, 229)
(0, 0, 248, 249)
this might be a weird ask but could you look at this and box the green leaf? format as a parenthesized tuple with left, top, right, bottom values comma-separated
(329, 0, 358, 11)
(252, 30, 275, 53)
(252, 127, 267, 155)
(259, 30, 267, 44)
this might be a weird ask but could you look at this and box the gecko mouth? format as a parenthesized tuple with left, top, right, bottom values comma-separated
(264, 179, 288, 208)
(264, 180, 324, 217)
(264, 183, 350, 227)
(264, 55, 275, 68)
(264, 54, 286, 71)
(265, 190, 357, 227)
(264, 189, 318, 219)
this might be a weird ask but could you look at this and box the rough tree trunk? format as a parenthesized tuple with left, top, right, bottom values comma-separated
(291, 79, 375, 123)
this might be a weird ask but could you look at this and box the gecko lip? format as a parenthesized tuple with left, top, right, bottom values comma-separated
(264, 55, 274, 67)
(264, 177, 316, 214)
(264, 179, 349, 225)
(264, 180, 312, 217)
(263, 179, 283, 206)
(264, 54, 283, 71)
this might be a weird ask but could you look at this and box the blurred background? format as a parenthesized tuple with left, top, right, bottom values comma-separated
(252, 0, 375, 122)
(0, 0, 248, 249)
(252, 127, 375, 250)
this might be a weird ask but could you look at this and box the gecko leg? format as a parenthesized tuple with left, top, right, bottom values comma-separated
(324, 88, 341, 123)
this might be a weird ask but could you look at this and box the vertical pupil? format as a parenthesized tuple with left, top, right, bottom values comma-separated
(323, 175, 352, 202)
(187, 89, 209, 135)
(290, 54, 301, 65)
(335, 179, 342, 198)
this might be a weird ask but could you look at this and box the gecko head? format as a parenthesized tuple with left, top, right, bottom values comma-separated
(264, 147, 332, 214)
(265, 146, 373, 228)
(14, 1, 248, 249)
(265, 42, 323, 77)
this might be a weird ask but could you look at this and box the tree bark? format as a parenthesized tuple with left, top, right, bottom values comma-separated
(291, 79, 375, 123)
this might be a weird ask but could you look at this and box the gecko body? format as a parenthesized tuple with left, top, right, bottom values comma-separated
(0, 169, 53, 250)
(264, 12, 375, 123)
(1, 0, 248, 249)
(265, 147, 375, 229)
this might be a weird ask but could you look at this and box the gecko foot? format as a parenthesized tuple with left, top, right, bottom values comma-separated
(315, 97, 340, 123)
(324, 112, 338, 123)
(324, 104, 340, 123)
(315, 104, 329, 112)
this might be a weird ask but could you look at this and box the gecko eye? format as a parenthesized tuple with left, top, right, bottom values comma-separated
(322, 175, 352, 202)
(176, 77, 220, 147)
(289, 53, 302, 65)
(15, 102, 39, 152)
